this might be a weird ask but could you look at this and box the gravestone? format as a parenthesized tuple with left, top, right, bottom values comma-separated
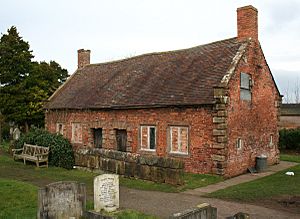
(13, 127, 21, 140)
(38, 181, 86, 219)
(170, 203, 217, 219)
(94, 174, 119, 212)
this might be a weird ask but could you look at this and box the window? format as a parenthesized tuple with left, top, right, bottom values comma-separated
(72, 123, 82, 143)
(236, 138, 243, 149)
(170, 126, 189, 154)
(116, 129, 127, 152)
(56, 123, 64, 135)
(140, 126, 156, 151)
(269, 134, 273, 147)
(240, 72, 252, 101)
(93, 128, 102, 148)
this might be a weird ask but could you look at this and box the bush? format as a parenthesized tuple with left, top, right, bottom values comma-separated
(15, 128, 75, 169)
(1, 123, 10, 141)
(279, 128, 300, 151)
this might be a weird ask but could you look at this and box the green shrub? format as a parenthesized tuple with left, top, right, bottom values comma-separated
(279, 128, 300, 151)
(1, 123, 10, 140)
(15, 128, 75, 169)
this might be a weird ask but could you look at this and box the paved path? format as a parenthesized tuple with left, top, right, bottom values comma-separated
(120, 161, 299, 219)
(183, 161, 298, 196)
(120, 187, 299, 219)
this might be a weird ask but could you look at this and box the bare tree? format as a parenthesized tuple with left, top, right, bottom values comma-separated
(284, 81, 291, 103)
(294, 77, 300, 103)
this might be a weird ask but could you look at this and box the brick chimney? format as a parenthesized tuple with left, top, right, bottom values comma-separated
(78, 49, 90, 68)
(237, 5, 258, 42)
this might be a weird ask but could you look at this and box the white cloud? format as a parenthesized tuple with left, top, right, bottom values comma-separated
(1, 0, 299, 93)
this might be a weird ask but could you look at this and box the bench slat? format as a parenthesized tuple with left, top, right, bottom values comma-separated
(12, 143, 49, 168)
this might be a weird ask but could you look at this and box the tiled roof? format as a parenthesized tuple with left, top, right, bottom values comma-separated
(281, 104, 300, 116)
(45, 37, 245, 109)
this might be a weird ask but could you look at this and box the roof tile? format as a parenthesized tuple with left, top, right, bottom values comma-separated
(46, 37, 244, 109)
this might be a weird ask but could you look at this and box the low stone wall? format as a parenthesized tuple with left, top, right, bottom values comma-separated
(170, 203, 217, 219)
(74, 148, 184, 185)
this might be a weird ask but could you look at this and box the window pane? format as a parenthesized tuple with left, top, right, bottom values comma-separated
(149, 127, 156, 149)
(56, 123, 63, 135)
(171, 128, 179, 152)
(241, 73, 250, 89)
(180, 127, 188, 153)
(72, 123, 82, 143)
(141, 126, 148, 149)
(240, 89, 251, 101)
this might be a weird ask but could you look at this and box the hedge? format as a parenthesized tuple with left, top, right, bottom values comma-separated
(279, 128, 300, 151)
(15, 128, 75, 169)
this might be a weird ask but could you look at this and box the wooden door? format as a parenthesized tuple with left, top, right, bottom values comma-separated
(116, 129, 127, 152)
(94, 128, 102, 148)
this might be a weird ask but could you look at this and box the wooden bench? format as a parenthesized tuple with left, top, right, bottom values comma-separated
(12, 143, 49, 167)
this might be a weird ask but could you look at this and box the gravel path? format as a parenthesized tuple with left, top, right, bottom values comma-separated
(120, 187, 299, 219)
(120, 161, 299, 219)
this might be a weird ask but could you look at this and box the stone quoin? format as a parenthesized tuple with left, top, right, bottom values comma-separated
(44, 5, 281, 177)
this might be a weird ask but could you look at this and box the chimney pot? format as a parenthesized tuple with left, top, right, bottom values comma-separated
(237, 5, 258, 42)
(78, 49, 90, 68)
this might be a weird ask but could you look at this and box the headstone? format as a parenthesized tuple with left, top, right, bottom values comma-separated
(13, 127, 21, 140)
(94, 174, 119, 212)
(170, 203, 217, 219)
(37, 181, 86, 219)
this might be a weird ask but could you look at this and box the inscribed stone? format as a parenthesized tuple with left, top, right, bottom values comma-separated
(94, 174, 119, 212)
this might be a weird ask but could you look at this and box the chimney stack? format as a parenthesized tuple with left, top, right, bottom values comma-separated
(78, 49, 90, 68)
(237, 5, 258, 42)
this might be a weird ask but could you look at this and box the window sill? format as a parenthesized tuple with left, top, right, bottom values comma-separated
(169, 151, 189, 157)
(139, 149, 156, 155)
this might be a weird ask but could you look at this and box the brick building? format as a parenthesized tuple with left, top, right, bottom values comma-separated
(279, 104, 300, 129)
(45, 5, 281, 177)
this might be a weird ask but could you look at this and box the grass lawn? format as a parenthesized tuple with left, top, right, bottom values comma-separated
(0, 149, 222, 193)
(120, 172, 222, 193)
(280, 153, 300, 163)
(0, 179, 38, 219)
(0, 146, 221, 218)
(0, 179, 156, 219)
(207, 163, 300, 201)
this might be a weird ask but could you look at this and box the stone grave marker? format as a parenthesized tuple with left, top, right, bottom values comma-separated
(13, 127, 21, 140)
(38, 181, 86, 219)
(94, 174, 119, 212)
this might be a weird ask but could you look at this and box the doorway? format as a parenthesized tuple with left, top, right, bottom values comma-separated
(116, 129, 127, 152)
(93, 128, 102, 148)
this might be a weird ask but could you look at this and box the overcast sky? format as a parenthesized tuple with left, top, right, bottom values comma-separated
(1, 0, 300, 102)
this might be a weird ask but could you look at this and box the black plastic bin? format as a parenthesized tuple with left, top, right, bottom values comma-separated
(256, 156, 267, 172)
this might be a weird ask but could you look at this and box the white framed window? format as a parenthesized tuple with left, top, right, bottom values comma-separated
(170, 126, 189, 154)
(72, 123, 82, 143)
(140, 126, 156, 151)
(236, 138, 243, 150)
(56, 123, 64, 135)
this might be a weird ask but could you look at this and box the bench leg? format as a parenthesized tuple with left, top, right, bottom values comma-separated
(36, 161, 39, 168)
(23, 158, 26, 165)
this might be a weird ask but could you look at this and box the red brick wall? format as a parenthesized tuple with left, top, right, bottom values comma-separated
(225, 41, 280, 176)
(237, 6, 258, 42)
(45, 107, 217, 174)
(77, 49, 90, 68)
